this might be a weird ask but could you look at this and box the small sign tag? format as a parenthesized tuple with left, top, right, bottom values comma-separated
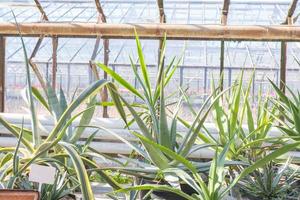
(29, 164, 56, 185)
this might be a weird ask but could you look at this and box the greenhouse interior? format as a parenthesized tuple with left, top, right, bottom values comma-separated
(0, 0, 300, 199)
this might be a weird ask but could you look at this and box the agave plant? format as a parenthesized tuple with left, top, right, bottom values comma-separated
(269, 79, 300, 141)
(213, 72, 284, 161)
(239, 159, 300, 200)
(97, 32, 180, 129)
(183, 71, 285, 162)
(0, 13, 124, 200)
(96, 33, 232, 179)
(113, 138, 300, 200)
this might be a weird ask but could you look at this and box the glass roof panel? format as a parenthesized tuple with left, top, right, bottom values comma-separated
(2, 0, 300, 114)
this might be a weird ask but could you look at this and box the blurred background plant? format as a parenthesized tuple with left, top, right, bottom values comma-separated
(239, 159, 300, 200)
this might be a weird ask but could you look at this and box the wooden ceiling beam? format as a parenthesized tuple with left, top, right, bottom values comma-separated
(156, 0, 166, 23)
(1, 23, 300, 41)
(284, 0, 298, 24)
(221, 0, 230, 25)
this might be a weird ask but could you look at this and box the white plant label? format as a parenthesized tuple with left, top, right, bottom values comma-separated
(29, 164, 56, 185)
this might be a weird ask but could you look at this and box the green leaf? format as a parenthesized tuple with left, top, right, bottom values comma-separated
(131, 132, 197, 171)
(0, 153, 13, 167)
(0, 117, 33, 152)
(81, 157, 123, 190)
(229, 71, 243, 139)
(32, 86, 50, 112)
(153, 56, 179, 102)
(88, 125, 148, 159)
(17, 107, 95, 176)
(277, 126, 300, 139)
(208, 142, 230, 197)
(159, 71, 171, 149)
(269, 79, 290, 105)
(120, 97, 152, 140)
(82, 130, 98, 153)
(131, 131, 170, 169)
(107, 83, 128, 125)
(45, 79, 110, 142)
(246, 100, 255, 134)
(60, 142, 94, 200)
(97, 63, 144, 100)
(46, 85, 61, 121)
(13, 120, 24, 175)
(69, 97, 96, 143)
(114, 184, 195, 200)
(12, 12, 40, 148)
(59, 87, 68, 113)
(164, 168, 202, 195)
(134, 30, 152, 98)
(289, 102, 300, 134)
(179, 86, 231, 157)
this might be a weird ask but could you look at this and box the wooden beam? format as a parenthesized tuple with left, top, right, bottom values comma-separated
(94, 0, 109, 118)
(157, 0, 166, 67)
(95, 0, 107, 23)
(29, 0, 48, 92)
(220, 41, 225, 89)
(221, 0, 230, 25)
(29, 37, 47, 91)
(33, 0, 49, 21)
(1, 23, 300, 41)
(280, 0, 298, 92)
(220, 0, 230, 90)
(157, 0, 166, 23)
(52, 36, 58, 90)
(0, 37, 5, 112)
(102, 39, 109, 118)
(284, 0, 298, 24)
(280, 42, 287, 93)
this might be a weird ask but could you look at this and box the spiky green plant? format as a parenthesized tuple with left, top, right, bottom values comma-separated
(269, 79, 300, 141)
(183, 71, 284, 162)
(239, 160, 300, 200)
(96, 33, 231, 177)
(0, 11, 124, 200)
(113, 139, 300, 200)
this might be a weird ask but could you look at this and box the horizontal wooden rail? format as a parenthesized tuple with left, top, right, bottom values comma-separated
(1, 23, 300, 41)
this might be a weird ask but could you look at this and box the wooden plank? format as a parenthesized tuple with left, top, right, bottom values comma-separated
(52, 36, 58, 90)
(280, 0, 298, 92)
(94, 0, 109, 118)
(220, 40, 225, 90)
(221, 0, 230, 25)
(102, 39, 109, 118)
(0, 190, 39, 200)
(33, 0, 48, 21)
(284, 0, 298, 24)
(0, 37, 5, 112)
(29, 37, 47, 91)
(28, 0, 48, 92)
(280, 41, 287, 93)
(157, 0, 166, 67)
(220, 0, 230, 90)
(1, 23, 300, 41)
(95, 0, 107, 23)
